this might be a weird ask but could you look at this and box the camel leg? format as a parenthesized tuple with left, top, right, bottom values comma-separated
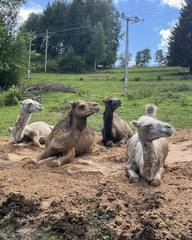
(37, 156, 58, 165)
(48, 149, 75, 168)
(150, 167, 165, 186)
(29, 130, 45, 149)
(13, 142, 33, 148)
(22, 155, 57, 168)
(33, 137, 45, 149)
(126, 163, 140, 183)
(105, 140, 113, 148)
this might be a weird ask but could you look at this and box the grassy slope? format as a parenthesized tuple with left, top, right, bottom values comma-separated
(0, 66, 192, 136)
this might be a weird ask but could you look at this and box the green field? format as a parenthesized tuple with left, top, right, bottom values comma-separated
(0, 66, 192, 136)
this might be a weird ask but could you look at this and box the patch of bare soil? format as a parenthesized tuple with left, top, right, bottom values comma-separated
(0, 130, 191, 240)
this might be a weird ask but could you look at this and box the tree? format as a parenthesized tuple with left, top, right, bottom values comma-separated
(22, 0, 121, 72)
(0, 0, 25, 30)
(0, 0, 26, 89)
(58, 47, 84, 73)
(135, 48, 151, 67)
(155, 49, 166, 65)
(167, 0, 192, 73)
(86, 22, 106, 71)
(118, 52, 132, 68)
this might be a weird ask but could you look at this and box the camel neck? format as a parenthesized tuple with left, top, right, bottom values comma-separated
(75, 117, 87, 131)
(140, 138, 158, 180)
(13, 109, 31, 142)
(104, 110, 113, 139)
(69, 111, 87, 132)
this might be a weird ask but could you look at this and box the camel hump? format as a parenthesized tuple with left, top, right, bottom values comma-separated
(145, 104, 157, 117)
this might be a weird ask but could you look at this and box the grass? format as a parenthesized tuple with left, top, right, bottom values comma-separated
(0, 66, 192, 136)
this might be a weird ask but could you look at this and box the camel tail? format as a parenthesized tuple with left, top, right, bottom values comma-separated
(145, 104, 157, 117)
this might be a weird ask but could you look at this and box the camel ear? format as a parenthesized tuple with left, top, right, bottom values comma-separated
(103, 98, 106, 103)
(131, 120, 139, 128)
(70, 101, 76, 108)
(19, 101, 23, 106)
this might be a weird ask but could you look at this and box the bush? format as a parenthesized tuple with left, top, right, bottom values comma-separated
(4, 85, 22, 106)
(156, 75, 163, 81)
(47, 59, 59, 72)
(58, 47, 85, 73)
(134, 77, 141, 81)
(178, 84, 189, 92)
(0, 94, 5, 106)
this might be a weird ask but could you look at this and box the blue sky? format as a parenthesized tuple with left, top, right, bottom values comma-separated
(20, 0, 184, 64)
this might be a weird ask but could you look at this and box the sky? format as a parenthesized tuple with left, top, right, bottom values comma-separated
(19, 0, 185, 64)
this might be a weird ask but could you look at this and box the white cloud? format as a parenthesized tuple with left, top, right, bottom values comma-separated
(18, 2, 43, 25)
(160, 0, 185, 9)
(159, 28, 171, 50)
(158, 18, 178, 51)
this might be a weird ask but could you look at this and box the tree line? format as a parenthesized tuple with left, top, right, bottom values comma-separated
(0, 0, 192, 90)
(23, 0, 120, 73)
(118, 48, 166, 67)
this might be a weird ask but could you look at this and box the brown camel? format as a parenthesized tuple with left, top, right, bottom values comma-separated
(33, 100, 100, 167)
(102, 97, 133, 147)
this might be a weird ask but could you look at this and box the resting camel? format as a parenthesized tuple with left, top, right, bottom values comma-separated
(126, 104, 174, 186)
(10, 99, 53, 148)
(30, 100, 100, 167)
(102, 97, 133, 147)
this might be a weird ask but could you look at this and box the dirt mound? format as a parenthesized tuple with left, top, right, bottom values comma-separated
(23, 83, 76, 94)
(0, 130, 191, 239)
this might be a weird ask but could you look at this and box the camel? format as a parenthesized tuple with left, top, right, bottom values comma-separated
(10, 99, 53, 148)
(102, 97, 133, 147)
(126, 104, 174, 186)
(31, 100, 100, 167)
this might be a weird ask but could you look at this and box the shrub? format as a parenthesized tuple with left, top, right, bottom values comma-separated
(134, 77, 140, 81)
(47, 59, 59, 72)
(0, 94, 5, 106)
(58, 47, 85, 73)
(156, 75, 163, 81)
(4, 85, 22, 106)
(178, 84, 189, 92)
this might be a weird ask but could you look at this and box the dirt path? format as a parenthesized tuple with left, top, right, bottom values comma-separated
(0, 130, 191, 239)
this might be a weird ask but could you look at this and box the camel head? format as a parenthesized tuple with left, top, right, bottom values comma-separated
(71, 100, 100, 118)
(19, 99, 44, 113)
(103, 97, 122, 112)
(132, 104, 174, 142)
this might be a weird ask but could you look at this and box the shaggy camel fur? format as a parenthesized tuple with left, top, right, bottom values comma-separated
(102, 97, 133, 147)
(126, 104, 174, 186)
(10, 99, 53, 148)
(32, 100, 100, 167)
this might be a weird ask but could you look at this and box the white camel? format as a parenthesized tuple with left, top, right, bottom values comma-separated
(9, 99, 53, 148)
(126, 104, 174, 186)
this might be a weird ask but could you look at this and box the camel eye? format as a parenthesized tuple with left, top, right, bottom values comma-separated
(79, 105, 85, 110)
(28, 103, 33, 106)
(145, 124, 152, 128)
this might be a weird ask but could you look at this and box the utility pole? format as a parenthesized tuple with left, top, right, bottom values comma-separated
(44, 30, 49, 73)
(116, 12, 142, 92)
(125, 19, 129, 92)
(27, 30, 32, 80)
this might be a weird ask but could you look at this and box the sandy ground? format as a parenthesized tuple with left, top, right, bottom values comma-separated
(0, 130, 191, 239)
